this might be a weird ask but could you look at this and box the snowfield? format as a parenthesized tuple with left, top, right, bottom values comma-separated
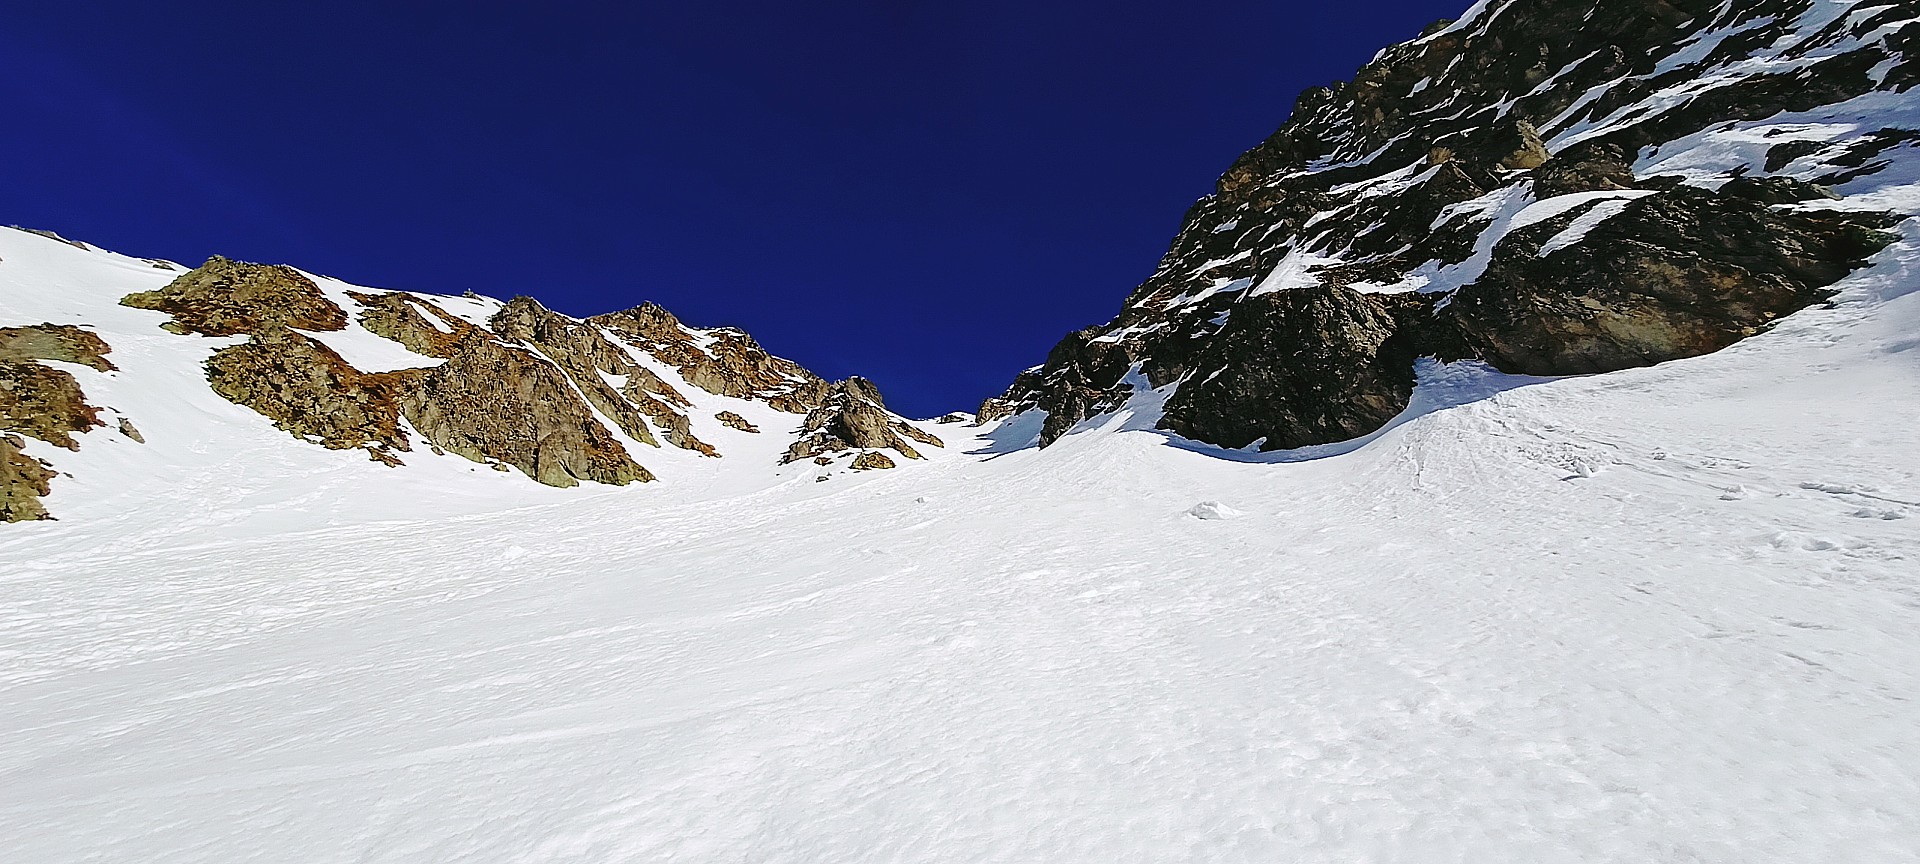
(2, 224, 1919, 861)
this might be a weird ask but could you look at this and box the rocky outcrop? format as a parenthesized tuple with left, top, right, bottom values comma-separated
(990, 0, 1916, 452)
(204, 327, 419, 464)
(1, 434, 55, 522)
(782, 377, 944, 467)
(1, 336, 108, 452)
(715, 411, 759, 433)
(0, 324, 116, 372)
(0, 324, 117, 521)
(850, 451, 896, 471)
(1446, 188, 1900, 375)
(105, 257, 938, 492)
(121, 260, 657, 484)
(592, 303, 829, 412)
(402, 330, 652, 487)
(491, 296, 724, 456)
(121, 257, 346, 336)
(347, 290, 477, 358)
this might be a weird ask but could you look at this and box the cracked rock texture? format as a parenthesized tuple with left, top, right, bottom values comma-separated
(990, 0, 1914, 451)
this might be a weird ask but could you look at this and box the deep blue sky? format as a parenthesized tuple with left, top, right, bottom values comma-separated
(3, 1, 1461, 417)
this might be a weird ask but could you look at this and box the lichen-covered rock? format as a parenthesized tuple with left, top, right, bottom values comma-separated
(0, 324, 116, 521)
(347, 290, 478, 358)
(204, 326, 418, 462)
(0, 361, 104, 451)
(1, 434, 55, 522)
(715, 410, 760, 433)
(0, 324, 116, 372)
(121, 257, 346, 336)
(403, 331, 652, 487)
(850, 451, 896, 471)
(592, 303, 829, 412)
(1446, 187, 1900, 375)
(490, 297, 669, 449)
(1158, 288, 1422, 451)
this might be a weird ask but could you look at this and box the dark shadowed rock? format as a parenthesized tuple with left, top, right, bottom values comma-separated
(989, 0, 1914, 455)
(1531, 142, 1639, 199)
(1159, 288, 1424, 451)
(1447, 187, 1900, 374)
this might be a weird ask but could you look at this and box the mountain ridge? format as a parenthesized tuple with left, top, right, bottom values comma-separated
(982, 0, 1918, 451)
(0, 236, 945, 521)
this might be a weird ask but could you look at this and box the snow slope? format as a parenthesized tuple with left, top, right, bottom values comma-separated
(3, 221, 1919, 861)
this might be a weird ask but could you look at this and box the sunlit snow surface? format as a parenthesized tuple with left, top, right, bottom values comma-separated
(1, 223, 1918, 861)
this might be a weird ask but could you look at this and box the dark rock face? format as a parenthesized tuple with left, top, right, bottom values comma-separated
(990, 0, 1916, 452)
(205, 327, 420, 463)
(0, 324, 117, 521)
(1, 434, 56, 522)
(1447, 188, 1900, 375)
(1159, 289, 1421, 451)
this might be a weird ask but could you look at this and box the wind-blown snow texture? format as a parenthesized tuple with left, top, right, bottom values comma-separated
(4, 223, 1920, 861)
(6, 1, 1920, 861)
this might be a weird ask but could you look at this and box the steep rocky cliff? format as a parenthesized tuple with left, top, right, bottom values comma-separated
(985, 0, 1917, 451)
(1, 230, 944, 518)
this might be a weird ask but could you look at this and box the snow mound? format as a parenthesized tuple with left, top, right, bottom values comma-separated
(1186, 500, 1244, 520)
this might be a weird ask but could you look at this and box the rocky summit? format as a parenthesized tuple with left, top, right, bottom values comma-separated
(983, 0, 1915, 452)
